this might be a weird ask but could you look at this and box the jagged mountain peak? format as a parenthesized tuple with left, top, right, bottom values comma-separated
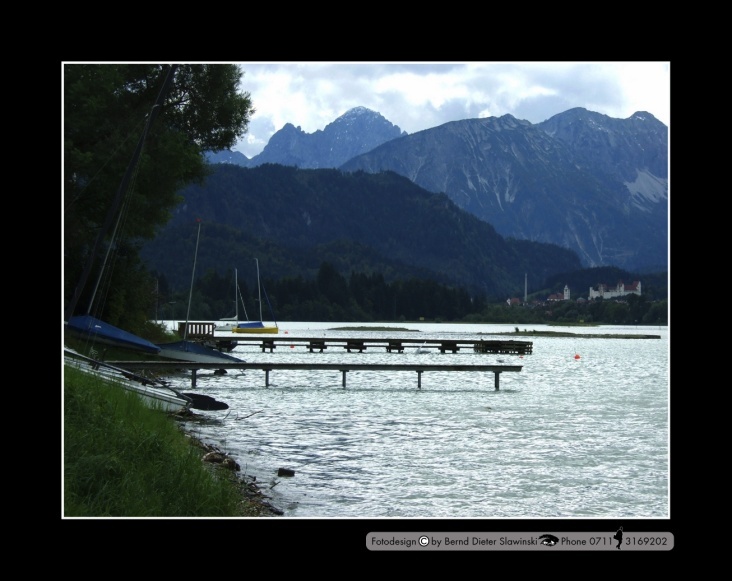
(322, 106, 406, 136)
(434, 113, 530, 133)
(537, 107, 668, 187)
(629, 111, 658, 121)
(247, 105, 406, 169)
(334, 106, 380, 121)
(542, 107, 664, 131)
(473, 114, 535, 135)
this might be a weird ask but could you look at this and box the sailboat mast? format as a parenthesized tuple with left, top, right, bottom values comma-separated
(234, 267, 238, 322)
(255, 258, 263, 321)
(183, 219, 202, 342)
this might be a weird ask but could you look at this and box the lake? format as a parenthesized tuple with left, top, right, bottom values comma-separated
(162, 321, 670, 519)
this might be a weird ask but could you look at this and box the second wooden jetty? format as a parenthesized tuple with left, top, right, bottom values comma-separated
(112, 361, 523, 390)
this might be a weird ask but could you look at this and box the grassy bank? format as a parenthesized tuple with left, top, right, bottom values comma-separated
(63, 365, 272, 517)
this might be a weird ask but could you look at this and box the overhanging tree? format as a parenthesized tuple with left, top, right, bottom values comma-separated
(63, 63, 254, 333)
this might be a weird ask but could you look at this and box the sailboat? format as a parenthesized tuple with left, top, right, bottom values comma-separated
(65, 346, 190, 412)
(215, 268, 245, 332)
(66, 315, 161, 357)
(232, 258, 279, 334)
(156, 220, 244, 364)
(65, 346, 229, 411)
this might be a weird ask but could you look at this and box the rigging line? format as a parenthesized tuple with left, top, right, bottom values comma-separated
(261, 279, 278, 326)
(254, 257, 277, 325)
(86, 141, 145, 316)
(255, 257, 263, 321)
(183, 219, 202, 343)
(238, 280, 250, 321)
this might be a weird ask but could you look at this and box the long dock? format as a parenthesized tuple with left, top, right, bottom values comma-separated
(112, 361, 523, 390)
(209, 336, 533, 355)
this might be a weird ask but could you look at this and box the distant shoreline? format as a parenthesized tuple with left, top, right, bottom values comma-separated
(329, 326, 661, 339)
(488, 330, 661, 339)
(330, 326, 415, 332)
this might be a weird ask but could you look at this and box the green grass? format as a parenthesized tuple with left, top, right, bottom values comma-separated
(63, 365, 259, 517)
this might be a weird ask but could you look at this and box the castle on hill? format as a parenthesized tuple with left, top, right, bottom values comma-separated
(507, 278, 642, 305)
(588, 280, 641, 300)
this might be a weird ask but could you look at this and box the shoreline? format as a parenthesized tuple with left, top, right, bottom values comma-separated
(489, 331, 661, 339)
(176, 411, 284, 517)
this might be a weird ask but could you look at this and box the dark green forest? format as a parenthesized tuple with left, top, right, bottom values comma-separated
(153, 261, 668, 326)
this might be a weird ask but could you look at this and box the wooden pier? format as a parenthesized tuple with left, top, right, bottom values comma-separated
(112, 361, 523, 390)
(209, 336, 533, 355)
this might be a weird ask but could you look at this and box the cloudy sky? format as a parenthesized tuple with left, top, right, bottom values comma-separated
(232, 61, 670, 159)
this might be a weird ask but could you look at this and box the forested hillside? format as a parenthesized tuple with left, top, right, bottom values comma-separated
(141, 163, 582, 300)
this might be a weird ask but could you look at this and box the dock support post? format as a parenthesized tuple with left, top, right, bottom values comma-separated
(494, 371, 500, 391)
(417, 370, 422, 389)
(341, 370, 348, 388)
(191, 369, 198, 389)
(264, 369, 270, 387)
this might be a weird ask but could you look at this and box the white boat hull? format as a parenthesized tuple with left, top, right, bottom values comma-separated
(64, 348, 190, 413)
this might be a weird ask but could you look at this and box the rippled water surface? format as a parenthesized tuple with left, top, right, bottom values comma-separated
(166, 322, 669, 519)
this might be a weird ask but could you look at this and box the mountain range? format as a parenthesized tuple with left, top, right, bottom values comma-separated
(206, 105, 407, 169)
(206, 106, 668, 273)
(140, 164, 583, 300)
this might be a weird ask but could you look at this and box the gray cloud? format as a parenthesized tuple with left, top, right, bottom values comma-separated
(233, 62, 670, 158)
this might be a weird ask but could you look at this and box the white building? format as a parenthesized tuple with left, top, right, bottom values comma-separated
(588, 280, 641, 300)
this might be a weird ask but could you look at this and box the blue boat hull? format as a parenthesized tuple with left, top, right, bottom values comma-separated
(66, 315, 161, 355)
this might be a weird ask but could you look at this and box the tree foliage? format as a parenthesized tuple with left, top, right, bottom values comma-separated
(63, 64, 254, 333)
